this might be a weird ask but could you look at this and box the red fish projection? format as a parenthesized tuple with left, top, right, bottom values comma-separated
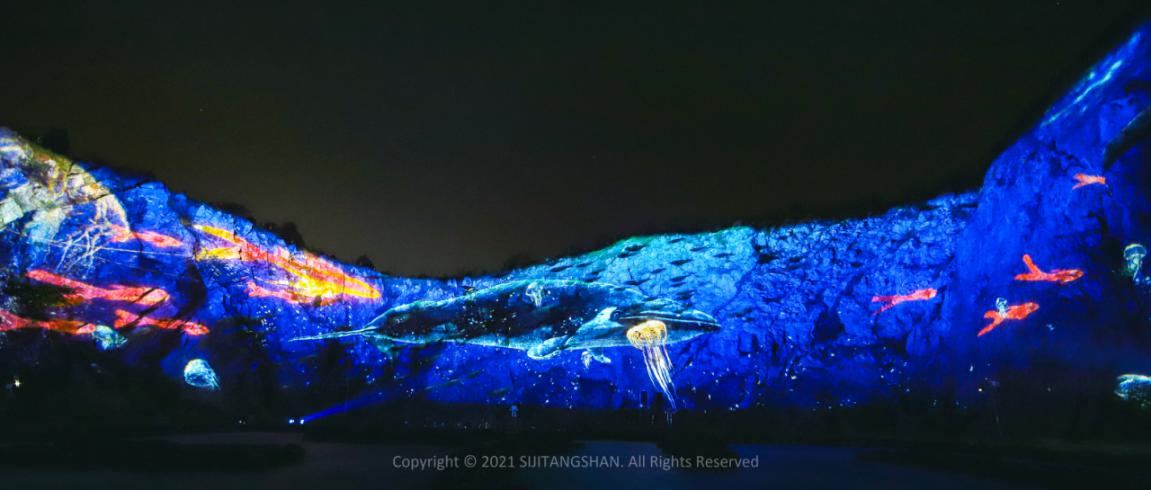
(113, 310, 209, 336)
(0, 310, 90, 334)
(871, 288, 937, 315)
(26, 269, 170, 306)
(978, 302, 1039, 337)
(193, 224, 381, 304)
(1013, 254, 1083, 284)
(21, 270, 206, 336)
(1072, 173, 1106, 189)
(106, 224, 184, 248)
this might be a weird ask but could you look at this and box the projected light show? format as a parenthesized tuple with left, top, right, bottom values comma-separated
(1, 2, 1150, 488)
(4, 21, 1151, 409)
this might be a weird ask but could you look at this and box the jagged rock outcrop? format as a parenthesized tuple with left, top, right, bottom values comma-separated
(0, 26, 1148, 420)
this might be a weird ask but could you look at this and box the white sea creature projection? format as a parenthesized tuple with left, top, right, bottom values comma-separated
(1116, 374, 1151, 409)
(1125, 244, 1146, 286)
(581, 349, 612, 368)
(89, 325, 127, 351)
(183, 359, 220, 390)
(524, 281, 545, 307)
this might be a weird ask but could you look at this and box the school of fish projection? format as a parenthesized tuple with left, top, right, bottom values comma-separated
(0, 26, 1150, 420)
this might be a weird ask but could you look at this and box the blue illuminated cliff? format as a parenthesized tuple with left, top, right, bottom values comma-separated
(0, 26, 1148, 422)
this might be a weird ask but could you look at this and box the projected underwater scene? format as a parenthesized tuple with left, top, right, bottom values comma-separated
(0, 25, 1150, 439)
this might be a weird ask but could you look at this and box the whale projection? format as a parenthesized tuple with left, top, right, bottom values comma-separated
(293, 280, 720, 407)
(296, 280, 718, 359)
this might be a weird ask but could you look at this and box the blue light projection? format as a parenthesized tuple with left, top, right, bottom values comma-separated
(0, 25, 1149, 419)
(1116, 374, 1151, 409)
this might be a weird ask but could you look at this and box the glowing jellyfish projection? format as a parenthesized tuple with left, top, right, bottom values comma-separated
(1124, 244, 1146, 285)
(183, 359, 220, 390)
(627, 320, 677, 410)
(524, 281, 545, 307)
(89, 325, 126, 351)
(1115, 374, 1151, 409)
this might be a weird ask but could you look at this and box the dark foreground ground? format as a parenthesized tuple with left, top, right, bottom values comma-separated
(0, 431, 1148, 489)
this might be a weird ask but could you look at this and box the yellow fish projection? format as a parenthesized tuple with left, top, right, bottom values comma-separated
(193, 224, 380, 304)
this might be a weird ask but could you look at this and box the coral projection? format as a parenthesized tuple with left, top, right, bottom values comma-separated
(0, 26, 1149, 422)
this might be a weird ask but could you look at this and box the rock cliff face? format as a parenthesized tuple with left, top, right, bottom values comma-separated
(0, 27, 1148, 419)
(945, 30, 1151, 395)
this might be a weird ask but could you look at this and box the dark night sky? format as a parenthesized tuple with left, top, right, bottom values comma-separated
(1, 1, 1147, 275)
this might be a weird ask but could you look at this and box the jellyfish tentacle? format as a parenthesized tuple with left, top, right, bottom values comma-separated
(627, 320, 678, 411)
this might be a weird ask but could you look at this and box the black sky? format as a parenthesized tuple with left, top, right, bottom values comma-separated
(1, 1, 1147, 275)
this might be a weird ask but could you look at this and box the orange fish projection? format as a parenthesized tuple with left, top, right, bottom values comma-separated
(26, 269, 170, 307)
(871, 288, 938, 315)
(1072, 173, 1106, 189)
(113, 309, 209, 336)
(1013, 255, 1083, 284)
(0, 310, 90, 335)
(978, 302, 1039, 337)
(193, 224, 381, 304)
(106, 224, 184, 248)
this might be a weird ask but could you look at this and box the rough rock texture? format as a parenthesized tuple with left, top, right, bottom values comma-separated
(945, 30, 1151, 389)
(0, 27, 1148, 418)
